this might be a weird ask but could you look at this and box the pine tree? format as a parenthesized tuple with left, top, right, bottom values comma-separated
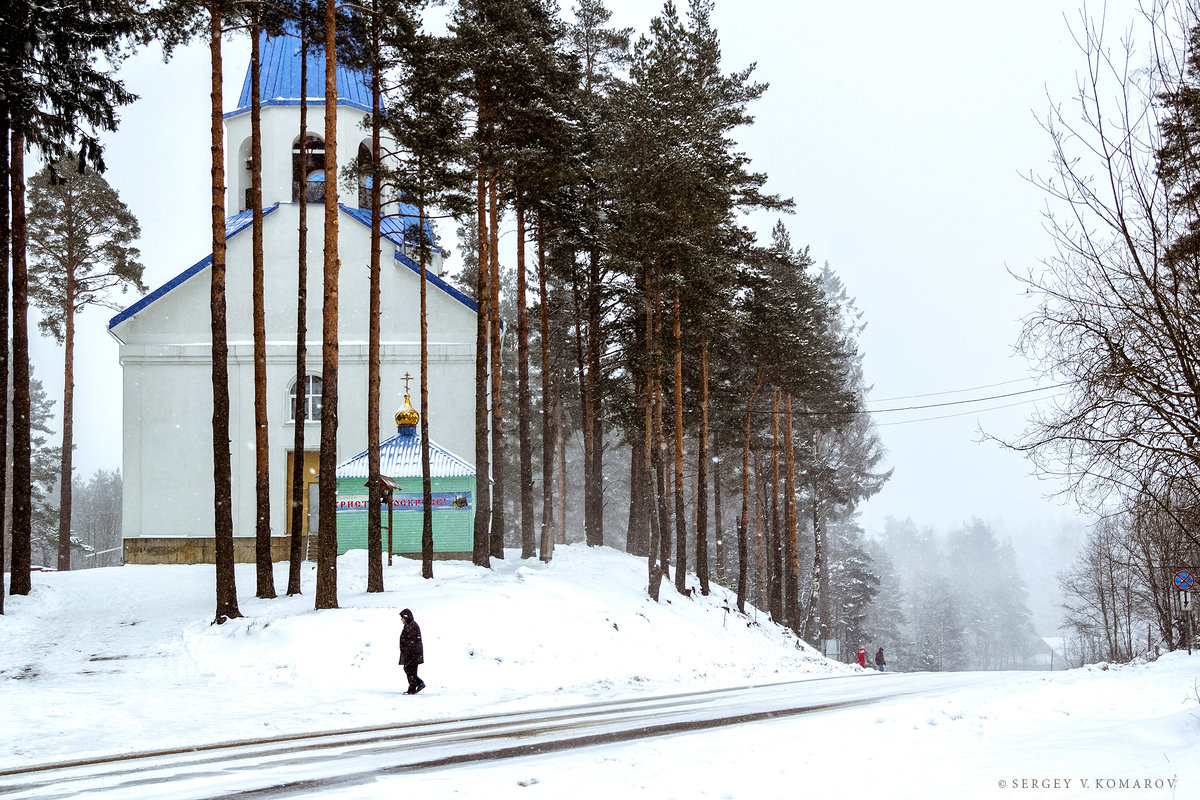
(364, 2, 470, 579)
(26, 162, 144, 571)
(1, 0, 141, 603)
(239, 4, 287, 601)
(314, 0, 341, 610)
(0, 96, 8, 614)
(287, 7, 313, 597)
(7, 131, 31, 597)
(156, 0, 244, 622)
(341, 0, 400, 593)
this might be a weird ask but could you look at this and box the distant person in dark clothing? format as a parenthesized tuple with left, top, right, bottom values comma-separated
(875, 647, 886, 672)
(399, 608, 425, 694)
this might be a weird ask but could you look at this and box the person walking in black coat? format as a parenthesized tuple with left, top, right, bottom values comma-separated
(875, 646, 886, 673)
(399, 608, 425, 694)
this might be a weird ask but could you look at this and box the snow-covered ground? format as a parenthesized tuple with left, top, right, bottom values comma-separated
(2, 545, 1198, 798)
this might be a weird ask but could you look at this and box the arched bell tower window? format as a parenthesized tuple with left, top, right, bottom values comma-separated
(288, 375, 323, 422)
(358, 140, 373, 209)
(237, 137, 252, 212)
(292, 134, 326, 203)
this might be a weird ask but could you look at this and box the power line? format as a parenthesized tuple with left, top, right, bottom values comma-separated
(862, 382, 1071, 414)
(711, 382, 1070, 419)
(869, 377, 1037, 403)
(874, 394, 1067, 427)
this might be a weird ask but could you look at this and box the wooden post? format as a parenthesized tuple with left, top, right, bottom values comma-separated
(367, 476, 400, 566)
(387, 488, 394, 566)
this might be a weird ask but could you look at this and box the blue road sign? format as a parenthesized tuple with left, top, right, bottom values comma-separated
(1174, 570, 1194, 591)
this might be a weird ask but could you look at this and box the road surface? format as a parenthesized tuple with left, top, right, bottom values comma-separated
(0, 671, 1010, 799)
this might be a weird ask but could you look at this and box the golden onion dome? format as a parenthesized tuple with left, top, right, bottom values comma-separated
(395, 392, 420, 429)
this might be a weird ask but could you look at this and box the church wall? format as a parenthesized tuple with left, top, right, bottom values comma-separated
(116, 204, 478, 555)
(119, 348, 218, 541)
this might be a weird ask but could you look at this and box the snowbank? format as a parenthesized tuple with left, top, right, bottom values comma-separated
(0, 545, 843, 767)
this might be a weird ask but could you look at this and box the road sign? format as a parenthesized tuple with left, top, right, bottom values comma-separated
(1183, 592, 1193, 612)
(1174, 570, 1195, 591)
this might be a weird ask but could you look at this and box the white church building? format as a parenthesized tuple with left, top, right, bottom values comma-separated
(108, 32, 478, 564)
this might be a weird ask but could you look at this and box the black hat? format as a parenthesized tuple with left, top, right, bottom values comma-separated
(400, 608, 413, 621)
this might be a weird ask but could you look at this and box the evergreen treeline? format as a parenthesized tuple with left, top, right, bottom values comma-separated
(870, 519, 1040, 672)
(0, 0, 894, 640)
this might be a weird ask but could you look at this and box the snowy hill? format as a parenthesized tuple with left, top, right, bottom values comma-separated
(0, 545, 846, 768)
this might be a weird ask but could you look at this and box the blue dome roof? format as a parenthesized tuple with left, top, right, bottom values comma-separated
(337, 431, 475, 480)
(229, 27, 372, 117)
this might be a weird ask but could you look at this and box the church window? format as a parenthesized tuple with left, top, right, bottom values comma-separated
(237, 137, 252, 212)
(358, 140, 373, 209)
(292, 134, 326, 203)
(289, 375, 323, 422)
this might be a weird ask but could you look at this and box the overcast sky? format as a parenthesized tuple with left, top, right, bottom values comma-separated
(41, 0, 1148, 545)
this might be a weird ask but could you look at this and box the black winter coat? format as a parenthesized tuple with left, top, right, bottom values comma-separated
(399, 619, 424, 665)
(875, 648, 885, 667)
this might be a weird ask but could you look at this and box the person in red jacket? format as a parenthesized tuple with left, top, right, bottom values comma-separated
(856, 646, 866, 667)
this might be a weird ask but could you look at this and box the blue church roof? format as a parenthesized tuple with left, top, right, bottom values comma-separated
(228, 28, 372, 118)
(341, 206, 478, 313)
(108, 204, 478, 331)
(108, 204, 281, 330)
(337, 430, 475, 480)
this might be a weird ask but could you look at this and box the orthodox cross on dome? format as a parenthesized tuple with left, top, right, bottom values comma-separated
(395, 372, 420, 433)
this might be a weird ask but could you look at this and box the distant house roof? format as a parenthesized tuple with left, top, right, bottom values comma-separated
(227, 28, 372, 118)
(337, 431, 475, 480)
(108, 204, 281, 331)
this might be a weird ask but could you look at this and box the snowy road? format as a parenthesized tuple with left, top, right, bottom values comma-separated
(0, 672, 1007, 800)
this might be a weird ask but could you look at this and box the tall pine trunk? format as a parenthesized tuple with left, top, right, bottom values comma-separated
(487, 176, 504, 558)
(250, 21, 275, 599)
(736, 370, 764, 613)
(287, 16, 310, 596)
(712, 430, 724, 584)
(768, 389, 782, 620)
(555, 373, 567, 546)
(315, 0, 340, 610)
(55, 273, 75, 569)
(695, 331, 710, 596)
(754, 454, 766, 608)
(572, 263, 593, 546)
(653, 368, 671, 584)
(536, 216, 555, 562)
(586, 248, 603, 547)
(783, 394, 799, 632)
(418, 193, 434, 580)
(471, 167, 491, 567)
(515, 196, 535, 558)
(644, 269, 662, 599)
(0, 105, 9, 612)
(366, 10, 384, 593)
(9, 131, 30, 596)
(626, 380, 649, 557)
(801, 431, 825, 642)
(209, 7, 241, 622)
(672, 290, 687, 594)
